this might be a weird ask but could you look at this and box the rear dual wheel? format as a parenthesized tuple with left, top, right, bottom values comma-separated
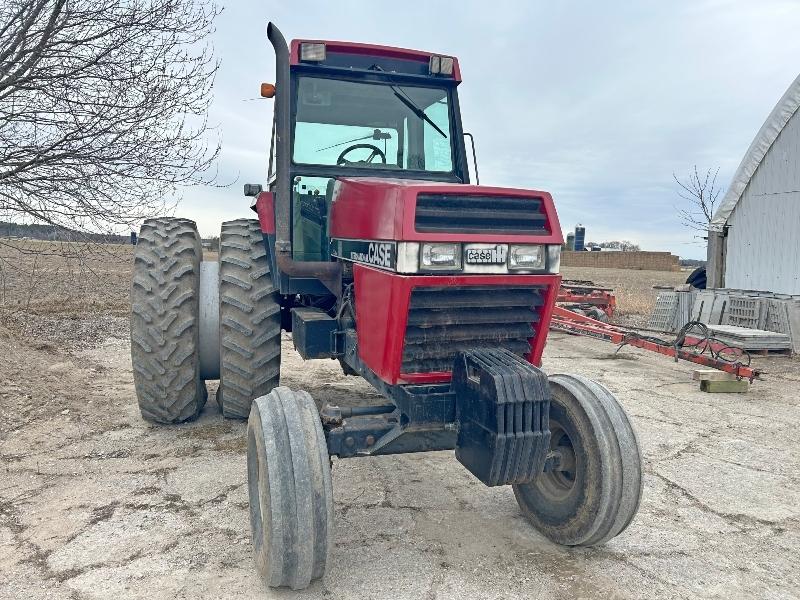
(217, 219, 282, 418)
(131, 218, 207, 423)
(514, 374, 643, 546)
(130, 217, 281, 423)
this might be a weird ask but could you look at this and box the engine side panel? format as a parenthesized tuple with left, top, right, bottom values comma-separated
(328, 178, 407, 241)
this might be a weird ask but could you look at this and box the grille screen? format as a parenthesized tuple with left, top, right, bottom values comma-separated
(415, 194, 548, 235)
(402, 285, 543, 373)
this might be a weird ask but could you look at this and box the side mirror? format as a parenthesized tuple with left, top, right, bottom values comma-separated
(244, 183, 263, 197)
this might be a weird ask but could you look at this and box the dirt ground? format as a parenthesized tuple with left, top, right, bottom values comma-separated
(1, 242, 799, 599)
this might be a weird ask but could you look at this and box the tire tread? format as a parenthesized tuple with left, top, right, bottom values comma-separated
(513, 373, 642, 546)
(248, 388, 332, 589)
(130, 217, 206, 423)
(218, 219, 281, 419)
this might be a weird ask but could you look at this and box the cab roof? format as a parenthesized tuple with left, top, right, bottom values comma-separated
(289, 39, 462, 82)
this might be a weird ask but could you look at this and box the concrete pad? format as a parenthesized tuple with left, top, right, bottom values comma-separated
(2, 333, 799, 600)
(654, 452, 800, 522)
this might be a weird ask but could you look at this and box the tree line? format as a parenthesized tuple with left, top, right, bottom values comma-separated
(0, 221, 130, 243)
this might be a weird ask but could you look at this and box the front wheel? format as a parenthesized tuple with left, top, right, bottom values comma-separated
(247, 387, 333, 589)
(513, 374, 643, 546)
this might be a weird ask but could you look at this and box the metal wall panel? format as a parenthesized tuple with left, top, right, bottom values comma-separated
(725, 109, 800, 294)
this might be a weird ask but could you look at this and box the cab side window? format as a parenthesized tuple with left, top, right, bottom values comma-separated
(267, 117, 277, 181)
(422, 100, 452, 172)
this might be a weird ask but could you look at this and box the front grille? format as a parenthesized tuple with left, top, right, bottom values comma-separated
(402, 285, 544, 373)
(415, 194, 548, 234)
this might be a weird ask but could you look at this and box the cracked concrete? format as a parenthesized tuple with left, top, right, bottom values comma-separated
(1, 330, 799, 599)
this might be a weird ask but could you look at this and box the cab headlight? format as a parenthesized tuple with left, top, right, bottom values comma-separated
(299, 42, 326, 62)
(508, 244, 545, 270)
(429, 55, 455, 76)
(420, 242, 461, 270)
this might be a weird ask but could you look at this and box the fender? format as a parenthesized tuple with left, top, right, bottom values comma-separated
(254, 191, 276, 235)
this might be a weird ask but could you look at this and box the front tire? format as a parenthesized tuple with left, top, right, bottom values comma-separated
(248, 388, 333, 589)
(217, 219, 281, 418)
(513, 374, 643, 546)
(130, 218, 207, 423)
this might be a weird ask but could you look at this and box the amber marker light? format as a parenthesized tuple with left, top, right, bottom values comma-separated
(260, 83, 275, 98)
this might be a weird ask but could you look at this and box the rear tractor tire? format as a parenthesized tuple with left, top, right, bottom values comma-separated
(514, 374, 643, 546)
(247, 387, 333, 589)
(217, 219, 282, 419)
(130, 217, 207, 423)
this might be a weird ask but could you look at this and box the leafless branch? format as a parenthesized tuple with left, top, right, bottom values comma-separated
(673, 166, 722, 232)
(0, 0, 221, 236)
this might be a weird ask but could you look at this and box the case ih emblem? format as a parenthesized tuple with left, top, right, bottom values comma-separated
(465, 244, 507, 264)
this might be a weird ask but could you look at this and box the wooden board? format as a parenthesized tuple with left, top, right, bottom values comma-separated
(692, 369, 735, 382)
(700, 379, 749, 393)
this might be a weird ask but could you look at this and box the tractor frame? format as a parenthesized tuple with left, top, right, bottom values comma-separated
(130, 21, 644, 591)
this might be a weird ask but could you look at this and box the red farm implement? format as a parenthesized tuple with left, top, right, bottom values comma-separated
(557, 279, 617, 320)
(550, 306, 760, 381)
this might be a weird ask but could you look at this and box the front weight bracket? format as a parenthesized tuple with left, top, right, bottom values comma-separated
(452, 348, 551, 486)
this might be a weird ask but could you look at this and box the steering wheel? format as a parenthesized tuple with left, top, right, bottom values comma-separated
(336, 143, 386, 166)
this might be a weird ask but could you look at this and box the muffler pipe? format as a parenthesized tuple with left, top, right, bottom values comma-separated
(267, 22, 341, 296)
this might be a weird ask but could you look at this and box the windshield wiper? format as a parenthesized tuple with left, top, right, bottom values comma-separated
(316, 129, 392, 152)
(370, 65, 448, 139)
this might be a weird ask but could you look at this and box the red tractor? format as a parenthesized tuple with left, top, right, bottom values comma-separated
(130, 23, 642, 590)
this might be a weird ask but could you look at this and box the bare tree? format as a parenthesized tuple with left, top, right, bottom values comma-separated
(673, 166, 723, 232)
(0, 0, 220, 235)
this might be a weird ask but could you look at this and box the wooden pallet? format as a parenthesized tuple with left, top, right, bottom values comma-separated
(749, 347, 793, 356)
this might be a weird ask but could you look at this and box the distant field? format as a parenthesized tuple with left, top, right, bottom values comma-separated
(0, 239, 686, 323)
(561, 266, 687, 322)
(0, 239, 133, 316)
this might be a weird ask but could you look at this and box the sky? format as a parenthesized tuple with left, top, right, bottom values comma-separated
(184, 0, 800, 259)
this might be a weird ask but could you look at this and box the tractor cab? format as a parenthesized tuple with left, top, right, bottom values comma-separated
(286, 60, 465, 263)
(278, 38, 468, 263)
(253, 25, 474, 297)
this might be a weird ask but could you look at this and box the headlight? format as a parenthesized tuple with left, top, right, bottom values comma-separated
(508, 244, 545, 270)
(547, 245, 561, 274)
(429, 55, 455, 76)
(420, 242, 461, 270)
(299, 42, 326, 62)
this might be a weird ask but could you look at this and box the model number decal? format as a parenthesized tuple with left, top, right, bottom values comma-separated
(350, 243, 393, 268)
(333, 239, 396, 270)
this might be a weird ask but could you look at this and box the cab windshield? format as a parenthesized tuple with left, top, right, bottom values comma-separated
(293, 76, 454, 173)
